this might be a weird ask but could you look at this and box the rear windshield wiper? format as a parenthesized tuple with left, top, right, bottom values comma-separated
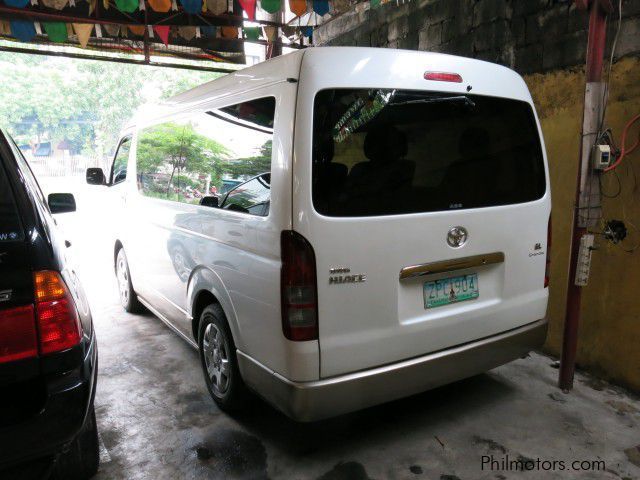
(389, 95, 476, 108)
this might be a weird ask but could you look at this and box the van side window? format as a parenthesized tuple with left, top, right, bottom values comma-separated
(221, 174, 271, 216)
(136, 97, 275, 208)
(111, 137, 131, 185)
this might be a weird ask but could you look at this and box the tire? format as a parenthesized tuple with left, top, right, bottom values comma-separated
(53, 405, 100, 480)
(115, 247, 143, 313)
(198, 304, 250, 412)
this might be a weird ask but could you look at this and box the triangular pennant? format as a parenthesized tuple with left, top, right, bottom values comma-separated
(10, 21, 36, 42)
(288, 0, 305, 16)
(178, 0, 201, 13)
(0, 21, 10, 36)
(88, 0, 96, 14)
(312, 0, 328, 15)
(128, 25, 145, 36)
(148, 0, 171, 11)
(178, 25, 196, 40)
(95, 23, 102, 37)
(200, 25, 216, 38)
(40, 0, 69, 9)
(4, 0, 30, 8)
(301, 25, 312, 37)
(43, 22, 68, 42)
(103, 24, 120, 36)
(260, 0, 279, 14)
(238, 0, 255, 19)
(153, 25, 170, 45)
(221, 25, 237, 38)
(262, 25, 277, 41)
(205, 0, 225, 13)
(281, 25, 295, 37)
(369, 0, 380, 8)
(114, 0, 138, 12)
(73, 23, 93, 47)
(244, 26, 259, 40)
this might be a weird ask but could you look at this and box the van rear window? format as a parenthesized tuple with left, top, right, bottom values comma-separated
(0, 161, 24, 243)
(312, 89, 546, 217)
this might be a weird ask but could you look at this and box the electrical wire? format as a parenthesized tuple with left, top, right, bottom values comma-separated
(599, 169, 621, 198)
(596, 0, 622, 140)
(603, 113, 640, 172)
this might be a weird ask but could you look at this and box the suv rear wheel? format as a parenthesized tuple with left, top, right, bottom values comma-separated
(53, 404, 99, 480)
(116, 248, 143, 313)
(198, 304, 250, 412)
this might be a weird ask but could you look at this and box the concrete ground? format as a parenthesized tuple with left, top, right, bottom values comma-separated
(43, 178, 640, 480)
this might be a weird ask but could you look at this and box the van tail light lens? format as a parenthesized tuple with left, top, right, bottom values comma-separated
(545, 215, 552, 288)
(424, 71, 463, 83)
(34, 271, 82, 355)
(0, 305, 38, 364)
(281, 231, 318, 342)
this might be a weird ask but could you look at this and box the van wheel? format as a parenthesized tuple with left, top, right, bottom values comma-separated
(52, 405, 99, 480)
(198, 304, 249, 412)
(116, 248, 143, 313)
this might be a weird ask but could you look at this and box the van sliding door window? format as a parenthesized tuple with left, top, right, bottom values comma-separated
(312, 89, 546, 217)
(136, 97, 275, 214)
(111, 137, 131, 185)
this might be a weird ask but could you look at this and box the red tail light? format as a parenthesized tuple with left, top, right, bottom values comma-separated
(281, 231, 318, 342)
(34, 271, 82, 355)
(545, 215, 552, 288)
(0, 305, 38, 364)
(424, 71, 463, 83)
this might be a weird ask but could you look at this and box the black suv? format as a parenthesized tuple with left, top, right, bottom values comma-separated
(0, 128, 99, 479)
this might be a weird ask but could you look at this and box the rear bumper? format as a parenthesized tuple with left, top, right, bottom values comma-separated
(0, 332, 98, 467)
(238, 318, 547, 422)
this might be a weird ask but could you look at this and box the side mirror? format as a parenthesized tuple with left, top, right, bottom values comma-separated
(199, 196, 219, 208)
(86, 168, 105, 185)
(48, 193, 76, 214)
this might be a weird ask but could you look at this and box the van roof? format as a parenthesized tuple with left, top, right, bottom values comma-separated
(126, 47, 530, 130)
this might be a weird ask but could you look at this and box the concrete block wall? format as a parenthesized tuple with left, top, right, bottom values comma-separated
(314, 0, 640, 74)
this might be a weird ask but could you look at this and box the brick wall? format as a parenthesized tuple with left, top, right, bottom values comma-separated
(314, 0, 640, 74)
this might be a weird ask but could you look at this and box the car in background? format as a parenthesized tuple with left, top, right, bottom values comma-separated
(0, 127, 99, 479)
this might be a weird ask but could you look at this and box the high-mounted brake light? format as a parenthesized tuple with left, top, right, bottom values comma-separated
(0, 305, 38, 364)
(423, 71, 464, 83)
(545, 215, 552, 288)
(281, 231, 318, 342)
(34, 271, 82, 355)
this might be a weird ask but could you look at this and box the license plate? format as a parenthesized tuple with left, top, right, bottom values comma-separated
(423, 273, 479, 309)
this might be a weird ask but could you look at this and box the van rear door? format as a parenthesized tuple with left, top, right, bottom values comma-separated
(293, 51, 550, 378)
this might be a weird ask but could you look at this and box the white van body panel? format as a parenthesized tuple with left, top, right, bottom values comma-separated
(293, 48, 550, 377)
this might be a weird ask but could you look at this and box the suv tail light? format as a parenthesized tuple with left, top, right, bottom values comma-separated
(545, 215, 552, 288)
(0, 305, 38, 364)
(34, 271, 82, 355)
(281, 231, 318, 341)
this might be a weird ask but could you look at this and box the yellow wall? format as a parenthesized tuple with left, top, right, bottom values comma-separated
(525, 57, 640, 392)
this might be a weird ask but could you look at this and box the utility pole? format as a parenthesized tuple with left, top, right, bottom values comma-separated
(559, 0, 615, 391)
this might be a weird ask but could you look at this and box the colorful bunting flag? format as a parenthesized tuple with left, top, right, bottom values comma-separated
(288, 0, 305, 16)
(103, 24, 120, 36)
(205, 0, 225, 13)
(221, 25, 237, 38)
(153, 25, 170, 45)
(10, 21, 36, 42)
(4, 0, 30, 8)
(369, 0, 380, 8)
(262, 25, 277, 41)
(0, 21, 10, 35)
(260, 0, 279, 14)
(301, 26, 312, 37)
(43, 22, 68, 42)
(238, 0, 256, 20)
(200, 25, 216, 37)
(312, 0, 328, 15)
(244, 26, 259, 40)
(148, 0, 172, 11)
(178, 25, 196, 40)
(72, 23, 93, 47)
(40, 0, 69, 8)
(128, 25, 145, 36)
(114, 0, 138, 12)
(178, 0, 201, 14)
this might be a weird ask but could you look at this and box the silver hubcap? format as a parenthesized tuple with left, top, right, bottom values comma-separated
(203, 323, 230, 395)
(116, 253, 129, 305)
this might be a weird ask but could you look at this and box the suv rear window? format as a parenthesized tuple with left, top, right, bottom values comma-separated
(0, 160, 24, 243)
(312, 89, 546, 217)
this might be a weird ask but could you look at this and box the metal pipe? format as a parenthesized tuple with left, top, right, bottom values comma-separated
(559, 0, 611, 391)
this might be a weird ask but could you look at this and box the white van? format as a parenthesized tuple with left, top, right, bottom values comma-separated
(87, 47, 551, 421)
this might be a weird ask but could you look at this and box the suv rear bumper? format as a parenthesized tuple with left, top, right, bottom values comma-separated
(0, 333, 98, 467)
(238, 319, 547, 422)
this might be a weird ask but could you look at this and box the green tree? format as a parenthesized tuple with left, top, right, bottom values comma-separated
(225, 140, 272, 177)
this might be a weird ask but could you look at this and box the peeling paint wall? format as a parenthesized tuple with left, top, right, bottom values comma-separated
(527, 57, 640, 392)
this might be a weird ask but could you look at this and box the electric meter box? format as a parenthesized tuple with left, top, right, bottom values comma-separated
(592, 144, 612, 170)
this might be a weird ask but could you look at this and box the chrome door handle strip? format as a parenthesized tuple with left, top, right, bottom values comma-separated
(399, 252, 504, 280)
